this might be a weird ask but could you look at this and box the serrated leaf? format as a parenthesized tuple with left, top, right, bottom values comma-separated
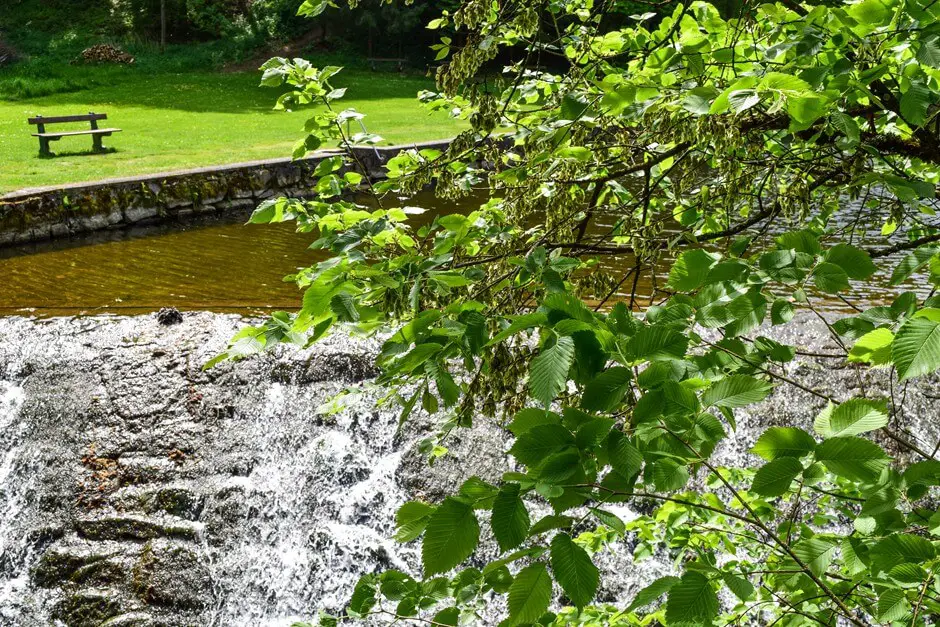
(665, 571, 718, 624)
(871, 534, 936, 572)
(422, 498, 480, 576)
(581, 367, 633, 412)
(752, 427, 817, 460)
(793, 537, 837, 576)
(721, 572, 754, 602)
(550, 534, 599, 608)
(848, 328, 894, 365)
(626, 576, 680, 612)
(487, 313, 549, 346)
(878, 589, 911, 622)
(751, 457, 803, 496)
(892, 317, 940, 381)
(626, 326, 689, 362)
(815, 436, 891, 482)
(394, 501, 435, 542)
(507, 563, 552, 624)
(529, 336, 576, 406)
(890, 247, 937, 285)
(901, 81, 933, 127)
(813, 262, 850, 293)
(607, 430, 643, 478)
(702, 374, 773, 408)
(492, 484, 530, 553)
(825, 243, 875, 279)
(668, 249, 720, 291)
(771, 299, 795, 325)
(815, 398, 888, 438)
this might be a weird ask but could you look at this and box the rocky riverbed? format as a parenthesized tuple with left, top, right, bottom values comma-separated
(0, 313, 936, 626)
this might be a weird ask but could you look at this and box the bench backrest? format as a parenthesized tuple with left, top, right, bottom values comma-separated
(27, 113, 107, 126)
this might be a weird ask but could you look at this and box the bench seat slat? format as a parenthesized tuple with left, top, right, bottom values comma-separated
(32, 128, 122, 138)
(28, 114, 108, 125)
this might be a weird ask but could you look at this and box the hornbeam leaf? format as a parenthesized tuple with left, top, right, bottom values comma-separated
(626, 326, 688, 362)
(793, 537, 837, 577)
(667, 249, 720, 291)
(815, 436, 891, 482)
(751, 457, 803, 496)
(900, 81, 933, 127)
(581, 367, 633, 412)
(870, 534, 937, 571)
(422, 498, 480, 576)
(702, 374, 773, 408)
(892, 317, 940, 381)
(877, 589, 911, 622)
(813, 262, 850, 293)
(550, 534, 599, 608)
(528, 336, 576, 406)
(825, 243, 875, 279)
(491, 484, 530, 552)
(890, 247, 937, 285)
(607, 430, 643, 479)
(626, 576, 680, 612)
(816, 398, 888, 438)
(848, 328, 894, 365)
(752, 427, 816, 460)
(507, 563, 552, 624)
(665, 571, 719, 624)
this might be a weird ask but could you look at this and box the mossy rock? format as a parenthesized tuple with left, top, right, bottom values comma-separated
(52, 589, 123, 627)
(33, 547, 113, 587)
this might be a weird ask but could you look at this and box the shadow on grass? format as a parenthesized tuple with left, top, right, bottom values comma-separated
(35, 147, 119, 160)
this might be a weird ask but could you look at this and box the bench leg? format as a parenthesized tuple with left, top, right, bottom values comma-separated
(92, 134, 104, 153)
(38, 137, 52, 158)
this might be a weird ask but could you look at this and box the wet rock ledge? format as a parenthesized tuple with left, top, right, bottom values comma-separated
(0, 313, 936, 626)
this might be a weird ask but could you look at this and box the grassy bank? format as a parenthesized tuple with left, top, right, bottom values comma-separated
(0, 67, 462, 194)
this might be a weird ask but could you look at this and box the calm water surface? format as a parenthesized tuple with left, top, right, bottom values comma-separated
(0, 190, 922, 317)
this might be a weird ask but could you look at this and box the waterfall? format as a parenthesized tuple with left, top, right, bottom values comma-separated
(0, 313, 931, 625)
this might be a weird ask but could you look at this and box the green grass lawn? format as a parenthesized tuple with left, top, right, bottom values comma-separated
(0, 69, 463, 195)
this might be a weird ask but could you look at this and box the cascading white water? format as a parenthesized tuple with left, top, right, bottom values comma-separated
(0, 379, 43, 623)
(203, 379, 420, 626)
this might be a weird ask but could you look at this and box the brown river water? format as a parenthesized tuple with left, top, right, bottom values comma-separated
(0, 190, 924, 317)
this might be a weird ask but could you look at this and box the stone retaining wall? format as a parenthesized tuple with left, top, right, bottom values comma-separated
(0, 140, 451, 247)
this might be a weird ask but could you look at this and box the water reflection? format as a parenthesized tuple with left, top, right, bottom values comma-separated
(0, 190, 927, 317)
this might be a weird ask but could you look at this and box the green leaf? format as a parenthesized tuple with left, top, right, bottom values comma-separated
(917, 35, 940, 68)
(507, 563, 552, 625)
(877, 589, 911, 622)
(825, 244, 875, 280)
(702, 374, 773, 408)
(668, 250, 720, 291)
(550, 534, 599, 608)
(831, 112, 860, 143)
(890, 247, 937, 285)
(652, 459, 689, 491)
(665, 571, 719, 624)
(815, 398, 888, 438)
(813, 262, 850, 293)
(492, 484, 530, 552)
(751, 457, 803, 496)
(815, 436, 891, 482)
(901, 81, 933, 127)
(793, 537, 837, 577)
(870, 534, 937, 572)
(510, 424, 575, 467)
(848, 328, 894, 365)
(752, 427, 816, 461)
(394, 501, 435, 542)
(529, 336, 576, 406)
(721, 573, 754, 602)
(626, 326, 688, 362)
(626, 576, 680, 612)
(297, 0, 330, 17)
(487, 313, 548, 346)
(581, 367, 633, 412)
(422, 497, 480, 576)
(607, 430, 643, 478)
(771, 299, 795, 325)
(347, 575, 377, 617)
(892, 317, 940, 381)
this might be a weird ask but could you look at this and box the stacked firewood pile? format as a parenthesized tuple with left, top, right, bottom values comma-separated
(76, 44, 135, 65)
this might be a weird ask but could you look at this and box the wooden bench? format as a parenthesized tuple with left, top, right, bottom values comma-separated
(28, 112, 121, 157)
(368, 57, 406, 72)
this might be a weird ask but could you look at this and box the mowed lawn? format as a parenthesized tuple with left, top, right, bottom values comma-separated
(0, 70, 463, 194)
